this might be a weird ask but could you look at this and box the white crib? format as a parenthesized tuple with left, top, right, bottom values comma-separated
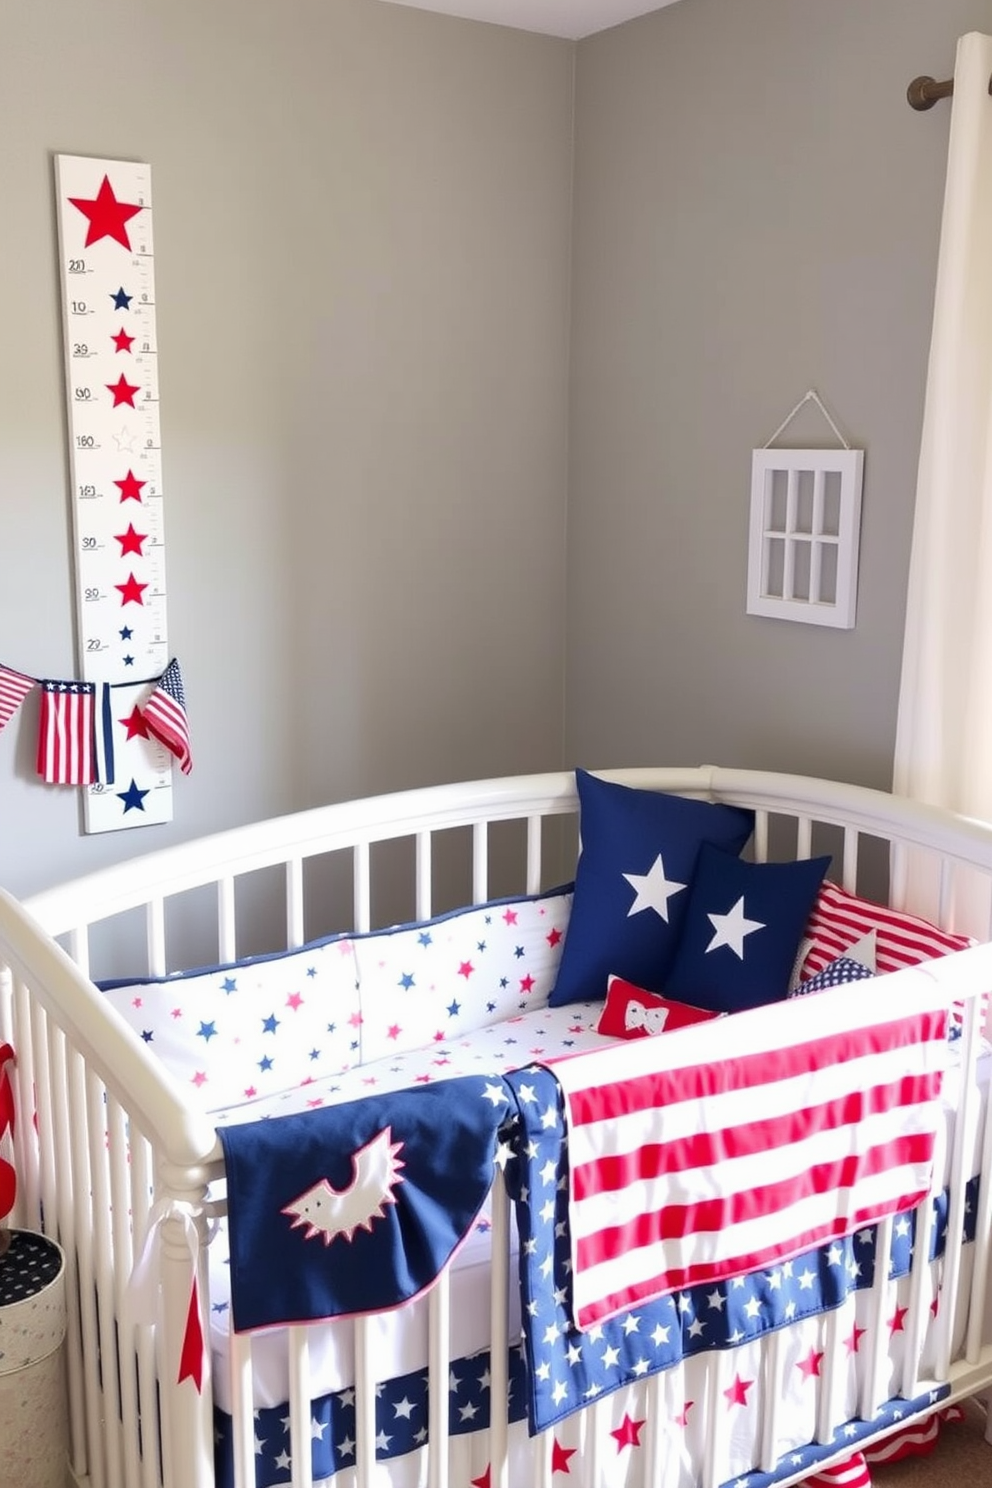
(1, 765, 992, 1488)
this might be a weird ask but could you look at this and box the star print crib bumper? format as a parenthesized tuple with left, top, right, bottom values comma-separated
(2, 765, 992, 1488)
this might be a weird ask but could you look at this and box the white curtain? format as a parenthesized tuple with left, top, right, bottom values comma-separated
(894, 32, 992, 823)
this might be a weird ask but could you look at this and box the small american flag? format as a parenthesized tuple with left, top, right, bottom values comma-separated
(552, 974, 948, 1329)
(36, 680, 95, 785)
(0, 666, 35, 734)
(143, 658, 192, 774)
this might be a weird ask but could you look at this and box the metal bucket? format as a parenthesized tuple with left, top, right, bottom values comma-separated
(0, 1230, 68, 1488)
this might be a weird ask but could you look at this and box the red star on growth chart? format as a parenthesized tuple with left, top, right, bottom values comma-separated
(107, 374, 141, 408)
(112, 327, 135, 353)
(114, 523, 147, 557)
(114, 469, 146, 502)
(115, 572, 148, 606)
(119, 706, 151, 741)
(68, 175, 142, 249)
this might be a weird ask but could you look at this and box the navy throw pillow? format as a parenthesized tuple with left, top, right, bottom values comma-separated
(548, 771, 754, 1008)
(663, 844, 831, 1014)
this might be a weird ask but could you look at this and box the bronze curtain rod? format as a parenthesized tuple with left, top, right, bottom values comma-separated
(907, 72, 992, 110)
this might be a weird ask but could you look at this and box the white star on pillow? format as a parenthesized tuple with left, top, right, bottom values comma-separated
(706, 896, 765, 958)
(623, 855, 687, 921)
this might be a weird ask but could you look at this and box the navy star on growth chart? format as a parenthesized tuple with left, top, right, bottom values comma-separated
(117, 778, 149, 813)
(111, 286, 133, 309)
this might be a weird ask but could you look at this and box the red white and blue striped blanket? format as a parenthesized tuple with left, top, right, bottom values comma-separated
(550, 973, 949, 1329)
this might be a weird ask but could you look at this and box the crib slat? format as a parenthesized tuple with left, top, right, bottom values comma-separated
(937, 856, 955, 929)
(45, 1023, 88, 1479)
(229, 1330, 259, 1488)
(29, 995, 57, 1240)
(428, 1267, 452, 1488)
(289, 1326, 315, 1488)
(416, 830, 433, 921)
(286, 856, 305, 948)
(585, 1396, 606, 1488)
(936, 992, 983, 1377)
(889, 841, 908, 913)
(534, 1428, 553, 1488)
(841, 826, 859, 890)
(0, 960, 12, 1047)
(526, 814, 543, 895)
(68, 1045, 106, 1488)
(108, 1094, 144, 1488)
(146, 896, 167, 976)
(759, 1330, 786, 1470)
(901, 1189, 937, 1398)
(218, 876, 237, 964)
(66, 921, 91, 978)
(354, 843, 371, 933)
(488, 1175, 510, 1488)
(752, 811, 769, 864)
(815, 1306, 845, 1444)
(967, 1010, 992, 1360)
(473, 821, 489, 904)
(702, 1349, 731, 1488)
(130, 1135, 161, 1488)
(87, 1066, 125, 1488)
(644, 1366, 674, 1485)
(11, 975, 40, 1228)
(859, 1214, 893, 1420)
(354, 1314, 378, 1488)
(645, 1368, 666, 1488)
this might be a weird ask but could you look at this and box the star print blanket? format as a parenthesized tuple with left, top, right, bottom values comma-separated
(218, 1074, 512, 1331)
(505, 1061, 975, 1438)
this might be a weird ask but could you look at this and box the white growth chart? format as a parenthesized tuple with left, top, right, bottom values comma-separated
(55, 154, 174, 834)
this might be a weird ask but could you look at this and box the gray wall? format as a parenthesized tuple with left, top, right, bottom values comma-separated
(566, 0, 992, 787)
(0, 0, 574, 896)
(3, 0, 991, 900)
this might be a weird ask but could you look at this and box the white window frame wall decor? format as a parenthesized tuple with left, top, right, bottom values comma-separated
(746, 392, 864, 630)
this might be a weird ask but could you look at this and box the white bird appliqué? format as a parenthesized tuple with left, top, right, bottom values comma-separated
(281, 1126, 406, 1245)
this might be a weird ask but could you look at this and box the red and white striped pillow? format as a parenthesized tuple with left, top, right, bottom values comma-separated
(798, 880, 973, 982)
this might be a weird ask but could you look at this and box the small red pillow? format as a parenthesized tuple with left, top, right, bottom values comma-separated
(597, 975, 721, 1040)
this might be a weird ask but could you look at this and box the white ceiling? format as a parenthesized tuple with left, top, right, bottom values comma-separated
(379, 0, 682, 41)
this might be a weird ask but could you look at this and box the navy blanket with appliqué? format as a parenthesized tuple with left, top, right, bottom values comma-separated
(218, 1074, 512, 1331)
